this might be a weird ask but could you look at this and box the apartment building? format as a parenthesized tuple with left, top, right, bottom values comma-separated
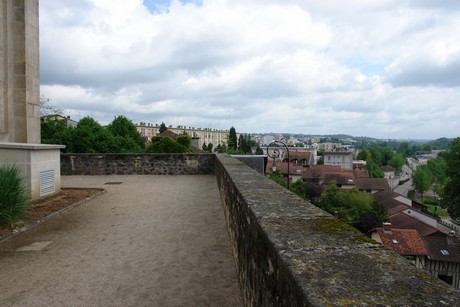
(136, 123, 232, 147)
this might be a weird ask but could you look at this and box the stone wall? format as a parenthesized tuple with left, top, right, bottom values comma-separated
(231, 155, 266, 174)
(215, 154, 460, 306)
(60, 153, 215, 175)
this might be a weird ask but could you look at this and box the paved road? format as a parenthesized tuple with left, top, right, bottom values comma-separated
(0, 175, 242, 306)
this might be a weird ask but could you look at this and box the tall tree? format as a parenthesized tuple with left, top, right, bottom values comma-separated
(388, 152, 405, 172)
(107, 115, 145, 151)
(440, 138, 460, 219)
(228, 126, 238, 150)
(159, 122, 167, 133)
(412, 166, 433, 204)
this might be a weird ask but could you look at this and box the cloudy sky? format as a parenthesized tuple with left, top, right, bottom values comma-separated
(40, 0, 460, 139)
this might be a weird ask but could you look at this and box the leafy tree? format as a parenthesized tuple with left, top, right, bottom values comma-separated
(317, 156, 324, 165)
(440, 138, 460, 219)
(69, 117, 116, 153)
(41, 119, 72, 146)
(388, 152, 405, 172)
(290, 180, 306, 198)
(268, 171, 287, 188)
(176, 135, 192, 148)
(255, 144, 263, 155)
(318, 183, 387, 234)
(146, 137, 189, 153)
(228, 127, 238, 150)
(207, 143, 214, 152)
(238, 134, 252, 154)
(107, 115, 145, 152)
(366, 158, 384, 178)
(425, 157, 447, 194)
(356, 149, 369, 161)
(412, 166, 433, 204)
(159, 122, 167, 133)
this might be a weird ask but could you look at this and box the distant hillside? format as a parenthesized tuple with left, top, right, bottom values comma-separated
(428, 137, 453, 150)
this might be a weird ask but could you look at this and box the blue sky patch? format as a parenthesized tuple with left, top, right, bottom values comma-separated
(143, 0, 203, 13)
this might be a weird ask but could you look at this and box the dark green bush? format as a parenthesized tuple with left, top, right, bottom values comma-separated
(0, 165, 30, 227)
(176, 135, 192, 148)
(146, 137, 189, 153)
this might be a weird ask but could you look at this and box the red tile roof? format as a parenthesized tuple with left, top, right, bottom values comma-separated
(376, 228, 429, 256)
(159, 130, 179, 139)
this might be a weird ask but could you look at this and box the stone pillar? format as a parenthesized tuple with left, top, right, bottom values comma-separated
(0, 0, 40, 143)
(0, 1, 64, 201)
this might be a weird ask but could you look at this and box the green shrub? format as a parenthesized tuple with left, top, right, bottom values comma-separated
(176, 135, 192, 148)
(146, 137, 189, 153)
(0, 165, 30, 227)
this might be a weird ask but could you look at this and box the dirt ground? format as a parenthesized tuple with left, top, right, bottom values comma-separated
(0, 188, 101, 239)
(0, 175, 243, 306)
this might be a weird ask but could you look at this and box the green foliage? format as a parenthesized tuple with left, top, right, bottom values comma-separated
(441, 137, 460, 219)
(412, 166, 433, 202)
(176, 135, 192, 148)
(255, 145, 263, 155)
(290, 180, 324, 204)
(268, 171, 287, 188)
(0, 165, 30, 227)
(388, 152, 405, 172)
(107, 115, 145, 151)
(317, 156, 324, 165)
(238, 134, 252, 154)
(159, 122, 167, 133)
(146, 137, 189, 153)
(41, 115, 148, 153)
(40, 119, 72, 145)
(366, 158, 384, 178)
(290, 180, 306, 198)
(318, 183, 387, 234)
(356, 150, 369, 161)
(67, 117, 115, 153)
(429, 138, 452, 150)
(228, 127, 238, 150)
(151, 136, 162, 144)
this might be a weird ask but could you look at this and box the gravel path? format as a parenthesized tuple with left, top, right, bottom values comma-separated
(0, 175, 242, 306)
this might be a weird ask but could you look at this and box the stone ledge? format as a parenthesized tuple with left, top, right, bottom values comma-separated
(0, 142, 65, 150)
(215, 154, 460, 306)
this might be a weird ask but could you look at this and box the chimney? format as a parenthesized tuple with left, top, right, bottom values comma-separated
(383, 222, 392, 234)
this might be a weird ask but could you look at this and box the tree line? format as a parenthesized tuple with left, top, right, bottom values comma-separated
(41, 115, 193, 153)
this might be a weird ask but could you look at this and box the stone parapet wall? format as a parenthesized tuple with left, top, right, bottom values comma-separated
(215, 154, 460, 306)
(61, 153, 215, 175)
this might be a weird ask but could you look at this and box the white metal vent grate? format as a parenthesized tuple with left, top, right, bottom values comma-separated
(40, 170, 55, 196)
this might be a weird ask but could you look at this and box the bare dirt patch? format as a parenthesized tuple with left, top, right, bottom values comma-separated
(0, 188, 102, 239)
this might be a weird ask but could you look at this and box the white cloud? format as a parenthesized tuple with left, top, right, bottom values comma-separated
(39, 0, 460, 139)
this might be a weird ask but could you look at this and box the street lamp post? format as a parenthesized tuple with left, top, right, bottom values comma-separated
(267, 141, 290, 190)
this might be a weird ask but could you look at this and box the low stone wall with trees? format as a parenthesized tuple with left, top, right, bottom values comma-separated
(214, 154, 459, 306)
(60, 153, 215, 175)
